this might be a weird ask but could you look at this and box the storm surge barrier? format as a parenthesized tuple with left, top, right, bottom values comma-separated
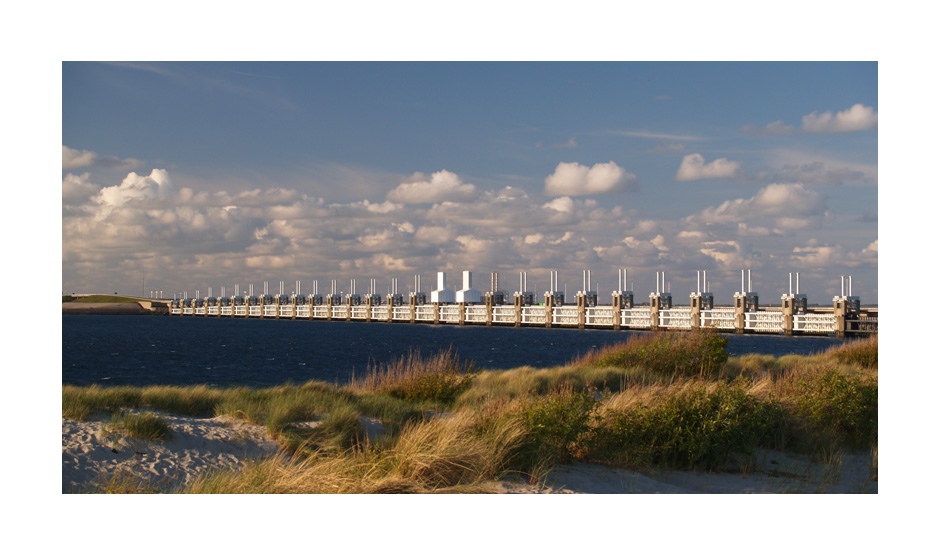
(167, 270, 876, 337)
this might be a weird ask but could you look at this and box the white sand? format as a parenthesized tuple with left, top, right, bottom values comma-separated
(62, 412, 280, 493)
(63, 412, 876, 494)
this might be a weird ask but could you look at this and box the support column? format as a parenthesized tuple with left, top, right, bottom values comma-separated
(577, 294, 586, 330)
(458, 302, 466, 325)
(433, 302, 441, 325)
(513, 293, 523, 328)
(611, 293, 622, 331)
(650, 294, 660, 331)
(485, 293, 494, 326)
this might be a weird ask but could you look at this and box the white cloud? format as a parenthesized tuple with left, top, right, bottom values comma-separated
(675, 153, 741, 181)
(95, 169, 177, 209)
(63, 145, 141, 170)
(695, 183, 826, 232)
(801, 103, 878, 133)
(544, 161, 637, 196)
(387, 170, 478, 204)
(744, 104, 877, 135)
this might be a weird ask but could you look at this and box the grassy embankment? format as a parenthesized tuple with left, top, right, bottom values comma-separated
(62, 332, 878, 493)
(63, 295, 142, 303)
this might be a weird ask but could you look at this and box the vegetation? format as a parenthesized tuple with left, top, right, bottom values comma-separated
(63, 294, 141, 303)
(62, 333, 877, 493)
(110, 411, 173, 441)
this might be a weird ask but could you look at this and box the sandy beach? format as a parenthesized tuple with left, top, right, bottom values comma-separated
(62, 411, 876, 494)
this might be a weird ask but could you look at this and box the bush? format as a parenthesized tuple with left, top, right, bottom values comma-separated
(577, 330, 729, 379)
(589, 382, 786, 471)
(517, 386, 598, 466)
(791, 369, 878, 449)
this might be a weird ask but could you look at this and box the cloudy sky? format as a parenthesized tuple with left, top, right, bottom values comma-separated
(62, 61, 877, 303)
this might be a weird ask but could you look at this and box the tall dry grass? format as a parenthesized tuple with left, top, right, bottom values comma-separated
(349, 348, 477, 406)
(184, 409, 528, 493)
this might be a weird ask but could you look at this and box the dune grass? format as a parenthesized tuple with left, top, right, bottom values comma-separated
(63, 333, 877, 493)
(110, 411, 173, 441)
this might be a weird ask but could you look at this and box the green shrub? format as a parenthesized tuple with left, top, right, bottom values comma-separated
(517, 386, 598, 466)
(589, 382, 786, 471)
(791, 369, 878, 449)
(578, 330, 729, 379)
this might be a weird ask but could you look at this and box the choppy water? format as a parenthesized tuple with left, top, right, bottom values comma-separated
(62, 315, 849, 387)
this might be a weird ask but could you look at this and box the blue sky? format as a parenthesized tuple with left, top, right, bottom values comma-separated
(62, 61, 878, 303)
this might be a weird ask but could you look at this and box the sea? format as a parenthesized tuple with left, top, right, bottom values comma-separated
(62, 314, 850, 388)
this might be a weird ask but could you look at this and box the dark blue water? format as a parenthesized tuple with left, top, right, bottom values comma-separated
(62, 315, 849, 388)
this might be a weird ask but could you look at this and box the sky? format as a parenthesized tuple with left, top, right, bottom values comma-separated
(62, 61, 877, 304)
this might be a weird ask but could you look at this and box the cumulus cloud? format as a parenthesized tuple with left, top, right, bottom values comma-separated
(95, 169, 177, 210)
(62, 163, 874, 303)
(675, 154, 741, 181)
(544, 161, 637, 196)
(693, 183, 826, 232)
(743, 104, 877, 135)
(63, 145, 142, 170)
(801, 103, 878, 133)
(386, 170, 478, 204)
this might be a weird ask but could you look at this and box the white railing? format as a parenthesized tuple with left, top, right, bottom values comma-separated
(660, 308, 692, 329)
(234, 306, 247, 316)
(440, 305, 461, 323)
(295, 305, 310, 318)
(702, 308, 735, 330)
(311, 306, 329, 319)
(279, 305, 293, 318)
(371, 306, 389, 320)
(249, 306, 261, 317)
(207, 306, 219, 316)
(221, 306, 233, 316)
(171, 307, 182, 315)
(621, 307, 651, 328)
(745, 311, 784, 332)
(392, 306, 411, 321)
(261, 305, 276, 317)
(586, 306, 615, 327)
(552, 306, 580, 326)
(794, 313, 836, 333)
(492, 306, 516, 324)
(350, 306, 368, 320)
(465, 305, 487, 323)
(521, 306, 546, 324)
(415, 305, 435, 322)
(331, 306, 348, 320)
(195, 307, 206, 316)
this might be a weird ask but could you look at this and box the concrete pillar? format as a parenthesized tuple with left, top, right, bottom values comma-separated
(387, 296, 394, 324)
(433, 302, 441, 325)
(458, 302, 466, 325)
(734, 294, 745, 334)
(650, 294, 660, 331)
(611, 293, 623, 331)
(544, 293, 554, 328)
(409, 294, 417, 324)
(326, 296, 333, 321)
(485, 293, 494, 326)
(577, 294, 587, 330)
(365, 296, 373, 323)
(513, 293, 523, 328)
(346, 297, 353, 322)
